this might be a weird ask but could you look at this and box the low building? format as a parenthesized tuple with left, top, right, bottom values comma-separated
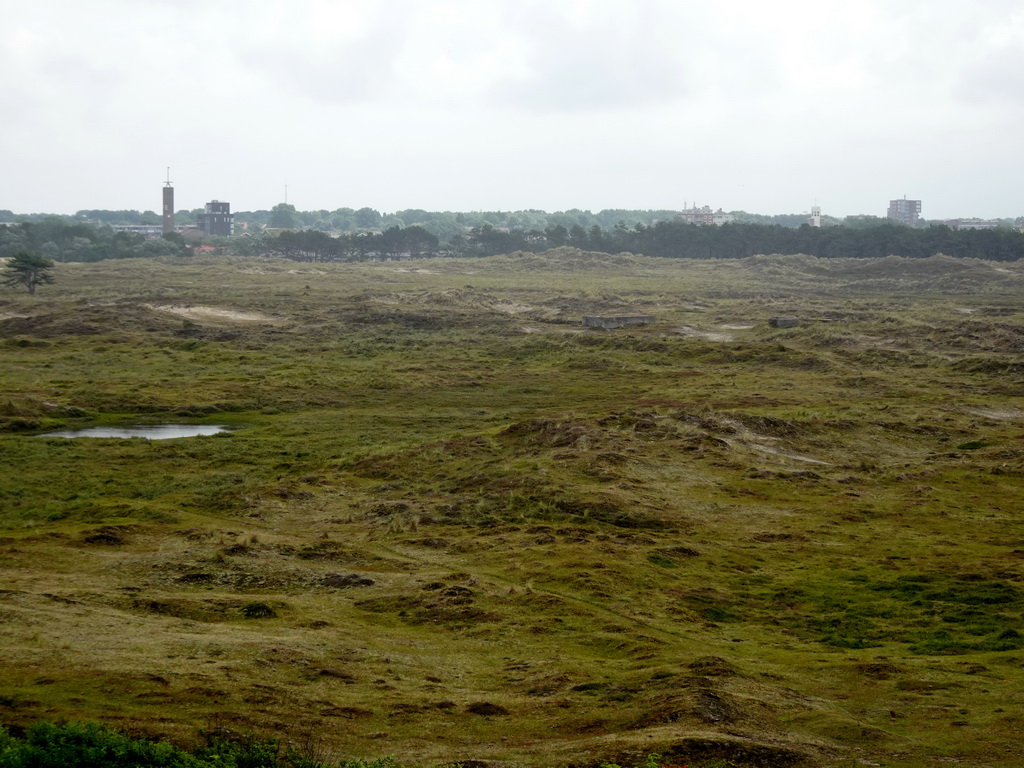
(179, 227, 206, 243)
(111, 224, 164, 237)
(678, 205, 735, 226)
(944, 218, 1001, 230)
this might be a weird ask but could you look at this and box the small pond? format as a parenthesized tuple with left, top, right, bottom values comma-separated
(37, 425, 231, 440)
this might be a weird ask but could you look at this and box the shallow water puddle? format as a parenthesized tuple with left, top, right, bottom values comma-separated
(37, 425, 230, 440)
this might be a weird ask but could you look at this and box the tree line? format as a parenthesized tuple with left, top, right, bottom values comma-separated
(0, 219, 191, 262)
(241, 225, 441, 262)
(5, 216, 1024, 266)
(2, 206, 708, 240)
(255, 219, 1024, 263)
(611, 219, 1024, 261)
(255, 203, 686, 239)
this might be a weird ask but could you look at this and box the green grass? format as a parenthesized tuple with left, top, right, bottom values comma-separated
(1, 251, 1024, 766)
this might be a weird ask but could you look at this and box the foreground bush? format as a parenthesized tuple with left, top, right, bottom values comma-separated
(0, 723, 737, 768)
(0, 721, 299, 768)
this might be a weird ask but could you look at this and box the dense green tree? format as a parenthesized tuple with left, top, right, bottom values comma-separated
(230, 232, 273, 257)
(353, 207, 382, 229)
(75, 209, 146, 225)
(0, 224, 30, 257)
(400, 225, 439, 258)
(152, 231, 192, 257)
(268, 203, 299, 229)
(468, 225, 530, 256)
(544, 224, 569, 247)
(2, 251, 55, 294)
(505, 211, 547, 231)
(329, 208, 356, 230)
(445, 233, 470, 257)
(417, 212, 465, 243)
(568, 224, 589, 248)
(396, 209, 432, 226)
(377, 226, 406, 259)
(265, 229, 343, 261)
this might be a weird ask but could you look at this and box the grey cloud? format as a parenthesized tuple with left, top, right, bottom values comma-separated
(954, 42, 1024, 105)
(236, 15, 410, 105)
(488, 2, 692, 112)
(42, 53, 124, 94)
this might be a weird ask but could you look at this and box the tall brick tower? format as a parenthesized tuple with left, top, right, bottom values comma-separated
(162, 168, 174, 234)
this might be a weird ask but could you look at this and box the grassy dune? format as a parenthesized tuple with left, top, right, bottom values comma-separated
(1, 249, 1024, 767)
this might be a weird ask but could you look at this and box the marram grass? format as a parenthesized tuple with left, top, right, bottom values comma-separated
(1, 252, 1024, 767)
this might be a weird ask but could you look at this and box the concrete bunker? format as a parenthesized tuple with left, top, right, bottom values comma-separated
(583, 315, 656, 330)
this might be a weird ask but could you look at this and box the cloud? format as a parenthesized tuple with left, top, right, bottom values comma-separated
(3, 0, 1023, 216)
(486, 1, 692, 112)
(227, 1, 414, 104)
(951, 11, 1024, 106)
(238, 23, 410, 104)
(229, 0, 699, 113)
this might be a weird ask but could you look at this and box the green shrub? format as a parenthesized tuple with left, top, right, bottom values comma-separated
(646, 552, 678, 568)
(193, 734, 280, 767)
(0, 721, 200, 768)
(241, 602, 277, 619)
(956, 440, 990, 450)
(0, 723, 316, 768)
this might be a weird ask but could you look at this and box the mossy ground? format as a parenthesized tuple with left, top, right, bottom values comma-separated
(1, 250, 1024, 767)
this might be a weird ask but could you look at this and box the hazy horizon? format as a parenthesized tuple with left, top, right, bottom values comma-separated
(4, 202, 1014, 224)
(3, 1, 1022, 220)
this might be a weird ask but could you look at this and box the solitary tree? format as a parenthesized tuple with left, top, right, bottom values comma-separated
(2, 251, 55, 294)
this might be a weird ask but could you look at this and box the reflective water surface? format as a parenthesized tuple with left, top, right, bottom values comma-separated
(37, 425, 230, 440)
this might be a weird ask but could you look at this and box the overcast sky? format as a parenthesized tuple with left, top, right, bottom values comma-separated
(2, 0, 1022, 219)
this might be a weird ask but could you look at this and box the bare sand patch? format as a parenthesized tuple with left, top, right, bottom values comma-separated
(963, 407, 1024, 421)
(674, 325, 735, 342)
(749, 443, 832, 465)
(147, 304, 281, 324)
(492, 302, 535, 315)
(710, 416, 833, 465)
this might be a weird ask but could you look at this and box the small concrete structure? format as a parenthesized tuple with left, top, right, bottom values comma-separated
(769, 316, 800, 328)
(583, 315, 656, 329)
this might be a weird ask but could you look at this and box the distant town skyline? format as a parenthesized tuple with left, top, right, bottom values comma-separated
(2, 1, 1022, 219)
(6, 174, 1020, 225)
(7, 193, 1024, 225)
